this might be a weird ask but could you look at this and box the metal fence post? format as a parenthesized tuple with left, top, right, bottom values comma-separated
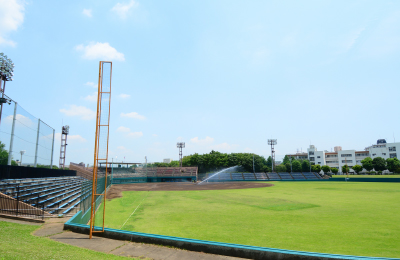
(15, 184, 19, 216)
(50, 129, 55, 168)
(34, 119, 40, 168)
(42, 202, 44, 220)
(7, 102, 17, 165)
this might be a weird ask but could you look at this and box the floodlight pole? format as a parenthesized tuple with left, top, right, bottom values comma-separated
(253, 154, 255, 173)
(268, 139, 277, 172)
(177, 142, 185, 167)
(0, 79, 5, 126)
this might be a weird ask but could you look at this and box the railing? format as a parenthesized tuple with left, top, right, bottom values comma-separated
(0, 190, 47, 220)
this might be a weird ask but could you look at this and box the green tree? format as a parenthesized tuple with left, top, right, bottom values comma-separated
(386, 158, 400, 173)
(263, 166, 271, 173)
(342, 164, 350, 174)
(311, 164, 321, 173)
(372, 157, 386, 171)
(0, 141, 18, 166)
(282, 155, 290, 165)
(361, 157, 374, 172)
(321, 165, 331, 174)
(275, 164, 287, 173)
(168, 160, 179, 167)
(301, 160, 310, 172)
(331, 168, 339, 175)
(285, 163, 291, 173)
(292, 160, 301, 172)
(352, 165, 363, 175)
(266, 156, 273, 168)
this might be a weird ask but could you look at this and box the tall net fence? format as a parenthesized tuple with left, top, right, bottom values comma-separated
(0, 95, 55, 167)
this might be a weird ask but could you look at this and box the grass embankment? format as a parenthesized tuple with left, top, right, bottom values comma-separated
(332, 174, 400, 178)
(98, 182, 400, 258)
(0, 221, 129, 260)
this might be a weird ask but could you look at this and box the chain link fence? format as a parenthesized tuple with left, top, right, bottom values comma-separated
(0, 94, 55, 168)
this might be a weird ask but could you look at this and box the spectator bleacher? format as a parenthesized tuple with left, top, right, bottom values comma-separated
(290, 172, 306, 180)
(277, 173, 294, 180)
(243, 173, 256, 180)
(231, 173, 244, 180)
(255, 172, 268, 180)
(267, 173, 281, 180)
(302, 172, 322, 179)
(0, 176, 86, 216)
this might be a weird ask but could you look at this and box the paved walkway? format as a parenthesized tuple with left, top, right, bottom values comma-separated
(31, 218, 248, 260)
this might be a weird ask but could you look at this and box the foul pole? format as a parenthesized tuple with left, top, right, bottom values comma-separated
(89, 61, 112, 239)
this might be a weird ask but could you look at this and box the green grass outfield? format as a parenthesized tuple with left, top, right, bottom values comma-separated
(332, 174, 400, 178)
(96, 182, 400, 258)
(0, 221, 130, 260)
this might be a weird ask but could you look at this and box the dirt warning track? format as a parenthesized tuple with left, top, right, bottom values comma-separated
(107, 182, 274, 199)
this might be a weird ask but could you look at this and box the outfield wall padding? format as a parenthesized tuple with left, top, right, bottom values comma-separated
(64, 211, 399, 260)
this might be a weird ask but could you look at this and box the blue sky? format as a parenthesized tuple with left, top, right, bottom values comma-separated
(1, 0, 400, 166)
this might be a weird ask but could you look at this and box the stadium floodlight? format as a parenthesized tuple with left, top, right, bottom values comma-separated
(0, 53, 15, 127)
(177, 142, 185, 167)
(268, 139, 277, 172)
(20, 150, 25, 166)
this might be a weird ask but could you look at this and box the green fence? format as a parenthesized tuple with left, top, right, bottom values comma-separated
(73, 175, 111, 225)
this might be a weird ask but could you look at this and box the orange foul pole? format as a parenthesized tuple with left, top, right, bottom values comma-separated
(89, 61, 112, 239)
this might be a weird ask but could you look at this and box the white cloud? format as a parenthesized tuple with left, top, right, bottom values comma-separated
(127, 131, 143, 138)
(116, 126, 130, 133)
(190, 136, 214, 145)
(0, 0, 25, 47)
(83, 92, 97, 102)
(119, 93, 130, 99)
(59, 105, 96, 120)
(152, 134, 158, 137)
(54, 133, 87, 143)
(82, 9, 92, 18)
(5, 114, 33, 127)
(111, 0, 139, 19)
(120, 112, 145, 120)
(116, 126, 143, 138)
(75, 42, 125, 61)
(85, 82, 97, 88)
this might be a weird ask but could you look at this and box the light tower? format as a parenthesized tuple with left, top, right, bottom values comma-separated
(177, 142, 185, 167)
(268, 139, 277, 172)
(0, 53, 14, 125)
(59, 125, 69, 169)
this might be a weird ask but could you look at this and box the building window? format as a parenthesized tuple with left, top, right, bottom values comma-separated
(317, 156, 321, 158)
(309, 152, 314, 155)
(342, 160, 353, 163)
(390, 153, 397, 158)
(372, 153, 376, 156)
(318, 162, 321, 164)
(356, 160, 362, 163)
(310, 157, 315, 161)
(382, 153, 386, 156)
(389, 147, 396, 152)
(326, 154, 338, 158)
(326, 160, 339, 164)
(356, 153, 368, 157)
(341, 154, 352, 157)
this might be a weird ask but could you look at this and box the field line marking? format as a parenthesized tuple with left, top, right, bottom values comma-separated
(120, 192, 149, 229)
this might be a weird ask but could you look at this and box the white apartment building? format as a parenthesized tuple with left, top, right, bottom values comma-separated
(163, 158, 173, 163)
(287, 139, 399, 173)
